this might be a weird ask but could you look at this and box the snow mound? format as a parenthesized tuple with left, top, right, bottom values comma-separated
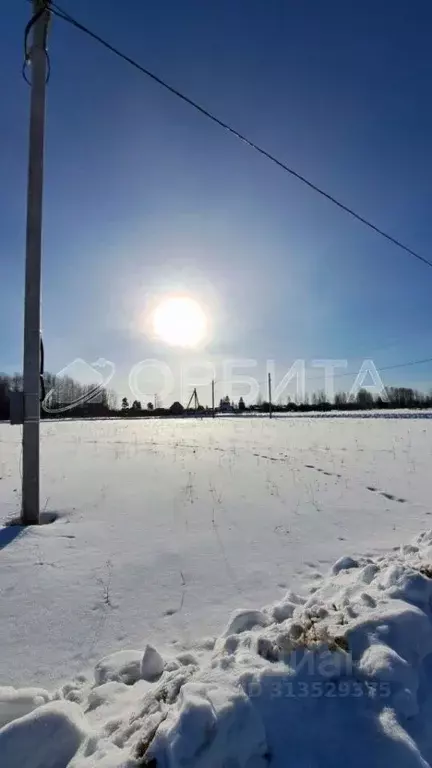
(5, 532, 432, 766)
(0, 701, 90, 768)
(0, 687, 50, 728)
(141, 645, 165, 682)
(94, 650, 144, 686)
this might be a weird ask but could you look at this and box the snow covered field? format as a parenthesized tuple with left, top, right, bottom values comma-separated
(1, 416, 432, 766)
(0, 416, 431, 690)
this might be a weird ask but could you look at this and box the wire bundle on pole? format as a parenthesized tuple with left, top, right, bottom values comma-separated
(23, 0, 51, 85)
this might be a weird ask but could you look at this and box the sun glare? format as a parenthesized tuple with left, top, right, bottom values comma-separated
(152, 296, 208, 348)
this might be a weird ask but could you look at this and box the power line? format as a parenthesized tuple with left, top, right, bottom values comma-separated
(46, 1, 432, 271)
(237, 355, 432, 396)
(254, 356, 432, 388)
(305, 356, 432, 382)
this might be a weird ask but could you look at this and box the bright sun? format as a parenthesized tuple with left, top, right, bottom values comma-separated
(152, 296, 208, 348)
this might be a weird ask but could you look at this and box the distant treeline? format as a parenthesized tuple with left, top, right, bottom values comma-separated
(0, 373, 203, 420)
(0, 372, 117, 421)
(247, 387, 432, 413)
(1, 372, 431, 421)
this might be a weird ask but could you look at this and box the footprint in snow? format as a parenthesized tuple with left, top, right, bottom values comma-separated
(366, 486, 407, 503)
(305, 464, 342, 480)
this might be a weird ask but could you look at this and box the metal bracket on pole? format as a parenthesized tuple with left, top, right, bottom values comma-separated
(10, 392, 25, 426)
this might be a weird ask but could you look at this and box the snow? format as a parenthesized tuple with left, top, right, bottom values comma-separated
(221, 609, 269, 637)
(0, 416, 431, 692)
(141, 645, 165, 682)
(1, 416, 432, 764)
(0, 701, 90, 768)
(94, 651, 145, 687)
(331, 554, 359, 574)
(0, 687, 50, 728)
(2, 532, 432, 766)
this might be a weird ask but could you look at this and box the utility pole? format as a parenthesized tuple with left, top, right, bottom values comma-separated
(268, 372, 272, 419)
(186, 388, 200, 412)
(211, 379, 215, 417)
(22, 0, 51, 525)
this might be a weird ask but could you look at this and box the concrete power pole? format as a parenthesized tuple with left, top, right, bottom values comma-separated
(211, 379, 215, 417)
(268, 372, 272, 419)
(22, 0, 51, 524)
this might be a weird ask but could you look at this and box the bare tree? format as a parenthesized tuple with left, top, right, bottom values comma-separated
(107, 388, 118, 411)
(334, 391, 347, 408)
(356, 388, 374, 408)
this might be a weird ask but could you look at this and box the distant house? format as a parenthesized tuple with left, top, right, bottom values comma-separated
(219, 396, 233, 413)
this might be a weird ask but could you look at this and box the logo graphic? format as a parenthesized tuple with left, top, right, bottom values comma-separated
(42, 358, 115, 414)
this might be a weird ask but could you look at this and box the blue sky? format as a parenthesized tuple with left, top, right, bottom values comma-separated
(2, 0, 432, 404)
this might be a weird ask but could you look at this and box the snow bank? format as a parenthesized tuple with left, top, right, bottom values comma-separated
(0, 701, 90, 768)
(4, 532, 432, 766)
(0, 687, 50, 728)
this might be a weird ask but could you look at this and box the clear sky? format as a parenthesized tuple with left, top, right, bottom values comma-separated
(2, 0, 432, 405)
